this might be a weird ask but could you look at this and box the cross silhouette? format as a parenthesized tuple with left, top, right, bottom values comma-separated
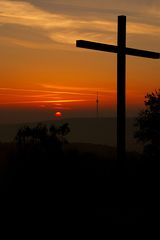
(76, 15, 160, 165)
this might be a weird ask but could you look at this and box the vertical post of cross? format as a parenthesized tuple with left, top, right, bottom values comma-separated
(76, 15, 159, 167)
(117, 15, 126, 166)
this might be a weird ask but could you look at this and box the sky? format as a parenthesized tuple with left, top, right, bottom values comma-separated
(0, 0, 159, 123)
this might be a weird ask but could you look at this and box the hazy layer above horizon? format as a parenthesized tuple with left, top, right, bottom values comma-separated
(0, 117, 142, 152)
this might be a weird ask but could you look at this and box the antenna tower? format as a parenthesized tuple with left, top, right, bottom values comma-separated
(96, 91, 99, 118)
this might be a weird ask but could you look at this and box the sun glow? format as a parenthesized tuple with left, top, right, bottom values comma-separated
(55, 111, 62, 117)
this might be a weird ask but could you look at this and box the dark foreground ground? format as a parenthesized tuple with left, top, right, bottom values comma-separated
(0, 142, 157, 225)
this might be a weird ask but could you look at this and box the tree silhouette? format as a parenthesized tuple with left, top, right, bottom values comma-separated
(57, 123, 70, 144)
(15, 122, 70, 152)
(134, 90, 160, 160)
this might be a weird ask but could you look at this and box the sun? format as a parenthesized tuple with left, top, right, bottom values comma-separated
(55, 111, 62, 117)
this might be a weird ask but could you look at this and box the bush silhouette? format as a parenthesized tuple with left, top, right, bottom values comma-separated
(134, 90, 160, 160)
(15, 122, 70, 150)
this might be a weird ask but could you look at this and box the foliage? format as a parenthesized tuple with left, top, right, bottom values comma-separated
(15, 123, 70, 158)
(134, 90, 160, 159)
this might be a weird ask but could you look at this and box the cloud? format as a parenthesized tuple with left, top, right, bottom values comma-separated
(0, 0, 160, 49)
(0, 86, 89, 105)
(0, 99, 86, 105)
(39, 84, 117, 95)
(0, 86, 97, 96)
(0, 85, 137, 98)
(0, 1, 73, 28)
(24, 0, 160, 26)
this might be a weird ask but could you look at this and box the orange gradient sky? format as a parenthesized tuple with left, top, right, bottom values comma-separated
(0, 0, 159, 123)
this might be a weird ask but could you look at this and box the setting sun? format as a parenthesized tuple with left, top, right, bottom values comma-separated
(55, 111, 62, 117)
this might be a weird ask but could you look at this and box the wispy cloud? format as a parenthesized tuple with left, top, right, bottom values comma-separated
(40, 84, 116, 94)
(0, 99, 86, 105)
(0, 85, 141, 96)
(0, 86, 98, 96)
(0, 0, 159, 49)
(0, 86, 92, 106)
(0, 85, 144, 108)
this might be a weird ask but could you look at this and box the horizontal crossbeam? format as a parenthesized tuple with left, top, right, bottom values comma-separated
(126, 48, 160, 59)
(76, 40, 117, 53)
(76, 40, 160, 59)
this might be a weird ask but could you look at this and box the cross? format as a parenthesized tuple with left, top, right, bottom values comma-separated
(76, 15, 160, 166)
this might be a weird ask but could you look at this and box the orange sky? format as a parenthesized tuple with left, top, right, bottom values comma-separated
(0, 0, 159, 123)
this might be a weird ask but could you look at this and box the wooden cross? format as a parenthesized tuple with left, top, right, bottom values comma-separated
(76, 15, 160, 165)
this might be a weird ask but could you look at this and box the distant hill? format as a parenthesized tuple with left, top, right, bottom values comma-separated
(0, 117, 143, 152)
(64, 142, 116, 160)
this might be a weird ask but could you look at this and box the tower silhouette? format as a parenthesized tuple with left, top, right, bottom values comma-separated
(96, 91, 99, 118)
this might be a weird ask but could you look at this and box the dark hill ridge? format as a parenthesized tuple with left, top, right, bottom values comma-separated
(0, 117, 142, 152)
